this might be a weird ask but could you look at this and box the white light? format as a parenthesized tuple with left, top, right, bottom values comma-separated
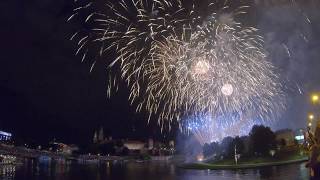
(0, 131, 12, 137)
(221, 84, 234, 96)
(295, 135, 304, 141)
(193, 60, 210, 75)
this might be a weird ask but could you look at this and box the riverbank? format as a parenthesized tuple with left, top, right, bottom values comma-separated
(181, 156, 308, 170)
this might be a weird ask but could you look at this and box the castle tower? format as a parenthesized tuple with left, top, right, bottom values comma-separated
(98, 127, 104, 142)
(93, 130, 98, 143)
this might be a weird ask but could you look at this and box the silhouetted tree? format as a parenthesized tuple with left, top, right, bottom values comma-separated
(203, 142, 220, 157)
(223, 136, 245, 158)
(232, 136, 245, 154)
(279, 138, 286, 147)
(221, 136, 234, 157)
(249, 125, 276, 156)
(203, 143, 212, 157)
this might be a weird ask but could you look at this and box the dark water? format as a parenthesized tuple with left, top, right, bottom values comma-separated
(0, 159, 310, 180)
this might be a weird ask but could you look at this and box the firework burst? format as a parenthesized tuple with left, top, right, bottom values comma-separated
(69, 0, 286, 131)
(184, 113, 262, 145)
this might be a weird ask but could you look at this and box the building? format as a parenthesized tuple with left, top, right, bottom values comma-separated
(0, 131, 12, 142)
(124, 140, 146, 151)
(93, 127, 107, 144)
(148, 138, 154, 150)
(294, 129, 305, 144)
(98, 127, 104, 142)
(93, 131, 98, 143)
(275, 129, 295, 146)
(49, 142, 79, 155)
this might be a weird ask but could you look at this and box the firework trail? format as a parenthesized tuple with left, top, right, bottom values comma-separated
(69, 0, 286, 132)
(184, 113, 262, 145)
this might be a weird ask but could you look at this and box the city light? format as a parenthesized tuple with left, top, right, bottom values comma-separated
(295, 135, 304, 141)
(311, 94, 319, 104)
(309, 114, 315, 120)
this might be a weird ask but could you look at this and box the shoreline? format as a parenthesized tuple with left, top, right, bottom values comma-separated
(180, 157, 308, 170)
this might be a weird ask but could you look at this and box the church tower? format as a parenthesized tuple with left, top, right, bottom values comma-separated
(93, 130, 98, 143)
(98, 127, 104, 142)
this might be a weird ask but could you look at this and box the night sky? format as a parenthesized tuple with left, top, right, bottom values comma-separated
(1, 0, 320, 145)
(0, 0, 169, 145)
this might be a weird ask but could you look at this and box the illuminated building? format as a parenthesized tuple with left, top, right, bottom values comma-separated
(98, 127, 104, 142)
(0, 131, 12, 142)
(148, 138, 154, 150)
(294, 129, 305, 144)
(275, 129, 295, 146)
(124, 140, 146, 151)
(93, 127, 106, 144)
(93, 130, 98, 143)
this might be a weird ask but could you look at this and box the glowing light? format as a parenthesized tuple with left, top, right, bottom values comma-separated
(184, 114, 264, 145)
(295, 135, 304, 141)
(197, 154, 204, 162)
(193, 60, 210, 76)
(312, 94, 319, 103)
(309, 114, 314, 120)
(221, 84, 234, 96)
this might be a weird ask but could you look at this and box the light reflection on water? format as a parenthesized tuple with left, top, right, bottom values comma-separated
(0, 165, 15, 180)
(0, 159, 310, 180)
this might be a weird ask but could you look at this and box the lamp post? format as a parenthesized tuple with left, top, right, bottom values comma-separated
(311, 94, 319, 104)
(308, 114, 314, 129)
(309, 93, 320, 132)
(307, 93, 320, 179)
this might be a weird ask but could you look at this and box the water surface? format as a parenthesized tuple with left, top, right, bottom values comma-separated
(0, 159, 310, 180)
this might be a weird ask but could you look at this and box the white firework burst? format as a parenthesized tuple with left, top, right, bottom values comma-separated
(69, 0, 286, 132)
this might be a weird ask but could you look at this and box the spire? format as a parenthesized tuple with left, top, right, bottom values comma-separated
(93, 130, 98, 143)
(98, 127, 104, 142)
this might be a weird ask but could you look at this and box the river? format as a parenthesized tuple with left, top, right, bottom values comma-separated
(0, 159, 310, 180)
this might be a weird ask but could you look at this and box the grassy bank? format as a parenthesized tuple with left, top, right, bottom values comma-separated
(181, 152, 308, 170)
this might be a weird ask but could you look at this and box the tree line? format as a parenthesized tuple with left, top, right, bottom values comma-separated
(203, 125, 278, 159)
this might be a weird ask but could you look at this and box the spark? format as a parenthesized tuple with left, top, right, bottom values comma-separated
(70, 0, 286, 132)
(184, 113, 264, 145)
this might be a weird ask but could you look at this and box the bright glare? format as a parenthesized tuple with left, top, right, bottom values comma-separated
(193, 60, 210, 75)
(312, 94, 319, 103)
(221, 84, 234, 96)
(309, 114, 315, 120)
(295, 135, 304, 141)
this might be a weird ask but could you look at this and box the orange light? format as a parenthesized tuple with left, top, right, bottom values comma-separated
(309, 114, 315, 120)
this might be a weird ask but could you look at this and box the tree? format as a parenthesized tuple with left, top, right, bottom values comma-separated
(210, 142, 221, 156)
(232, 136, 245, 154)
(223, 136, 245, 158)
(278, 138, 286, 147)
(203, 143, 212, 157)
(221, 136, 234, 157)
(249, 125, 276, 156)
(203, 142, 220, 157)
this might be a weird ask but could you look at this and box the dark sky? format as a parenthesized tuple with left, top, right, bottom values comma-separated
(0, 0, 173, 145)
(0, 0, 320, 145)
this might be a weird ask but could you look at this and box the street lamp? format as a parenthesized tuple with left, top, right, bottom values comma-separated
(311, 94, 319, 104)
(309, 114, 315, 120)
